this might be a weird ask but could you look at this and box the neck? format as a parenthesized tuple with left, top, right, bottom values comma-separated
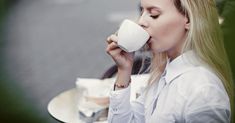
(167, 37, 187, 62)
(167, 49, 181, 62)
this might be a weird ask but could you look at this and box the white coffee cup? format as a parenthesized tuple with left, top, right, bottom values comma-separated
(117, 19, 150, 52)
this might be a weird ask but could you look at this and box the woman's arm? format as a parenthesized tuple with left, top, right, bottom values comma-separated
(184, 85, 231, 123)
(108, 84, 145, 123)
(106, 34, 145, 123)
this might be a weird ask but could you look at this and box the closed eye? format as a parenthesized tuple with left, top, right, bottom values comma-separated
(150, 15, 159, 19)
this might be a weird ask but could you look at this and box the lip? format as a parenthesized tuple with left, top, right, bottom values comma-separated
(147, 37, 152, 44)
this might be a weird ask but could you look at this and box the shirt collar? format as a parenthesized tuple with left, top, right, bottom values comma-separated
(163, 50, 201, 84)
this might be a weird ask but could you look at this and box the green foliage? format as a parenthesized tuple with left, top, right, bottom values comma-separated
(221, 0, 235, 79)
(0, 0, 50, 123)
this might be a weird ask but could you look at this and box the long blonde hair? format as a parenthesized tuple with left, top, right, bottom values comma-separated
(142, 0, 234, 122)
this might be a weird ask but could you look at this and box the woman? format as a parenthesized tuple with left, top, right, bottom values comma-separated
(105, 0, 234, 122)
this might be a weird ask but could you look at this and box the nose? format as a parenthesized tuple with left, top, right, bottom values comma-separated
(138, 13, 148, 29)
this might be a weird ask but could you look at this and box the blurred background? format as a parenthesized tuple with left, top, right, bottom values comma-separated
(0, 0, 234, 123)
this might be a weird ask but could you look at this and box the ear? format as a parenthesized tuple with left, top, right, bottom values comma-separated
(184, 16, 190, 30)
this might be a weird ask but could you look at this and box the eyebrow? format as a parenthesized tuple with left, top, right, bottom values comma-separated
(140, 5, 162, 13)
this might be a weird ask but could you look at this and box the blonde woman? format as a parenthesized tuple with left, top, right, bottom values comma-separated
(106, 0, 234, 122)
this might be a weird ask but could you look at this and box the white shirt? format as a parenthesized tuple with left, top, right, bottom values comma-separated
(107, 50, 231, 123)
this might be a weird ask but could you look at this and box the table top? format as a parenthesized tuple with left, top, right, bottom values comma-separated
(48, 74, 150, 123)
(47, 88, 108, 123)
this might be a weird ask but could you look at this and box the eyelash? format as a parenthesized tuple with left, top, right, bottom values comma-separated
(140, 9, 159, 19)
(150, 15, 159, 19)
(140, 12, 159, 20)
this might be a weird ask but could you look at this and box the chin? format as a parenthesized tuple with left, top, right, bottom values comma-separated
(148, 38, 167, 53)
(151, 46, 168, 54)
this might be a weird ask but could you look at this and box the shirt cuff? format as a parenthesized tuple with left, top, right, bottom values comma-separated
(109, 85, 131, 114)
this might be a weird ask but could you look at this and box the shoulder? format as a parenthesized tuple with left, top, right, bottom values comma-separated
(177, 66, 224, 90)
(175, 67, 231, 121)
(174, 66, 229, 104)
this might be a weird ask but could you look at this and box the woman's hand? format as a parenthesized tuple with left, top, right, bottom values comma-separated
(106, 34, 134, 86)
(106, 34, 134, 72)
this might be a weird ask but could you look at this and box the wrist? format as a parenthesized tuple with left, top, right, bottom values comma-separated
(117, 68, 132, 76)
(114, 78, 131, 90)
(116, 69, 131, 84)
(118, 64, 133, 73)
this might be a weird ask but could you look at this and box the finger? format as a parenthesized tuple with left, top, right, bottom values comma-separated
(109, 48, 122, 57)
(106, 42, 119, 52)
(106, 36, 112, 44)
(106, 34, 118, 44)
(108, 42, 118, 50)
(106, 39, 112, 44)
(123, 51, 135, 59)
(110, 34, 118, 43)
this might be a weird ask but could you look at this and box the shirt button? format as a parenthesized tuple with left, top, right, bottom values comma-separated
(162, 70, 167, 77)
(113, 108, 118, 112)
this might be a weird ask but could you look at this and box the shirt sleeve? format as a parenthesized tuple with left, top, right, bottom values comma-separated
(108, 85, 145, 123)
(184, 85, 231, 123)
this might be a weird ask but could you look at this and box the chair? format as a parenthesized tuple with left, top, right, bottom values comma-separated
(100, 56, 151, 79)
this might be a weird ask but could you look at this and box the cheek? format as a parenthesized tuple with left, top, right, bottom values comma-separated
(151, 15, 186, 50)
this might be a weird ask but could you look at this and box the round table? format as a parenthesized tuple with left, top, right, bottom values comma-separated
(47, 88, 108, 123)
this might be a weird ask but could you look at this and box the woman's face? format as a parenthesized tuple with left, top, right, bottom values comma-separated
(139, 0, 189, 54)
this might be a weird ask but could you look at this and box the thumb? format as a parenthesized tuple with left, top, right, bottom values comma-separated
(124, 52, 135, 60)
